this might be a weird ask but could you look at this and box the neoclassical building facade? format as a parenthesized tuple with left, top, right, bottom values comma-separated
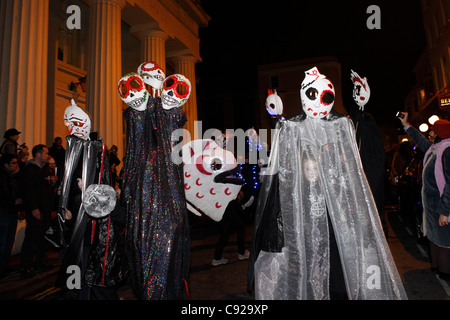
(0, 0, 210, 160)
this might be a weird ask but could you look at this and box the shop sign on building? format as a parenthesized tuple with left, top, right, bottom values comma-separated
(439, 94, 450, 109)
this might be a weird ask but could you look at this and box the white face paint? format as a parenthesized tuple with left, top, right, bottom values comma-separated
(161, 74, 191, 110)
(64, 99, 91, 140)
(82, 184, 117, 219)
(137, 61, 165, 90)
(300, 67, 335, 119)
(350, 69, 371, 110)
(118, 73, 149, 111)
(265, 89, 283, 116)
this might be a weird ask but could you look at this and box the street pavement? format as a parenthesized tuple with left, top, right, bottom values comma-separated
(0, 205, 449, 301)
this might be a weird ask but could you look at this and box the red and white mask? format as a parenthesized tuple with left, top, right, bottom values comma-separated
(137, 61, 165, 90)
(64, 99, 91, 140)
(118, 73, 149, 111)
(182, 139, 242, 222)
(265, 89, 283, 116)
(350, 69, 371, 110)
(300, 67, 335, 119)
(161, 74, 191, 110)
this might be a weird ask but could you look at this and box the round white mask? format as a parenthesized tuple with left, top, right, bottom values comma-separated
(137, 61, 165, 90)
(82, 184, 117, 219)
(300, 67, 335, 119)
(64, 99, 91, 140)
(350, 69, 371, 110)
(118, 73, 149, 111)
(161, 74, 191, 110)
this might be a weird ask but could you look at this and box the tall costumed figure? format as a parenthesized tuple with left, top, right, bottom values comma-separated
(347, 70, 386, 226)
(55, 100, 125, 295)
(119, 62, 190, 299)
(250, 67, 407, 300)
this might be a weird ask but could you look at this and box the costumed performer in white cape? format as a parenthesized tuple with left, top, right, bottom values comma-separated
(346, 70, 386, 228)
(250, 67, 407, 300)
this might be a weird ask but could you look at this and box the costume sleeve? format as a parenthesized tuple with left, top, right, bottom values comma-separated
(437, 148, 450, 216)
(405, 126, 432, 154)
(256, 173, 283, 252)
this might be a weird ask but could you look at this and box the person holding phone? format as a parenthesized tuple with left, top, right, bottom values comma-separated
(398, 112, 450, 280)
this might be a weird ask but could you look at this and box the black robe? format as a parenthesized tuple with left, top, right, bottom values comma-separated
(121, 97, 189, 300)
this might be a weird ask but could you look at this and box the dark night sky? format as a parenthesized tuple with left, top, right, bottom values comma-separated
(196, 0, 427, 129)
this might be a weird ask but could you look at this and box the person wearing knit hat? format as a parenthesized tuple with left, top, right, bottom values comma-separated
(431, 119, 450, 140)
(1, 128, 21, 156)
(398, 112, 450, 280)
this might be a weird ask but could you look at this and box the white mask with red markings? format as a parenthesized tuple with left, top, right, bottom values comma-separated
(350, 69, 371, 111)
(118, 73, 149, 111)
(265, 89, 283, 116)
(137, 61, 165, 91)
(64, 99, 91, 140)
(161, 74, 191, 110)
(300, 67, 335, 119)
(182, 139, 242, 222)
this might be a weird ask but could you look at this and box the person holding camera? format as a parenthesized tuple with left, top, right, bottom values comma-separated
(398, 112, 450, 280)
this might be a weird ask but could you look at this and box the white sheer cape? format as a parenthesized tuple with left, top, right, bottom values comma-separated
(254, 115, 407, 300)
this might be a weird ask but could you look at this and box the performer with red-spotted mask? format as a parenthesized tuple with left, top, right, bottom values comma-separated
(119, 66, 190, 300)
(250, 67, 407, 300)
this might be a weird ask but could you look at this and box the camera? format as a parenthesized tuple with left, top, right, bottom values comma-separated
(396, 112, 405, 119)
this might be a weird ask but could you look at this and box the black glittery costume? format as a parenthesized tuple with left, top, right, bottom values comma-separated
(55, 135, 126, 293)
(121, 96, 189, 300)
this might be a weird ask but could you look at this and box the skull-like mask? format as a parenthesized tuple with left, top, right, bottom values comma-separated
(265, 89, 283, 116)
(82, 184, 117, 219)
(300, 67, 335, 119)
(161, 74, 191, 110)
(118, 73, 149, 111)
(350, 69, 371, 110)
(64, 99, 91, 140)
(137, 61, 165, 90)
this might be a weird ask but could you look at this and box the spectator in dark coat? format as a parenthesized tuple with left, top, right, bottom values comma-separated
(19, 144, 51, 279)
(1, 128, 21, 156)
(0, 154, 23, 278)
(48, 137, 65, 177)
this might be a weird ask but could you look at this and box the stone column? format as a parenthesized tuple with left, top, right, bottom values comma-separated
(0, 0, 49, 147)
(131, 25, 168, 71)
(172, 54, 199, 139)
(87, 0, 125, 158)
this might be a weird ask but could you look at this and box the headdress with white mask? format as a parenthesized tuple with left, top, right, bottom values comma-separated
(137, 61, 165, 96)
(265, 89, 283, 116)
(350, 69, 371, 111)
(64, 99, 91, 140)
(300, 67, 335, 119)
(161, 74, 191, 110)
(118, 73, 149, 111)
